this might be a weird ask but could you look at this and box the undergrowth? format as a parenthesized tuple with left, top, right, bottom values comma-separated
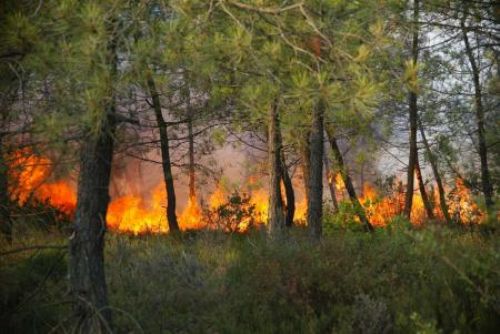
(1, 219, 499, 333)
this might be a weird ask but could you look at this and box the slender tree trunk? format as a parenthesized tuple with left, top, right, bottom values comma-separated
(0, 134, 12, 243)
(461, 18, 494, 210)
(325, 126, 374, 232)
(184, 73, 196, 201)
(69, 116, 115, 331)
(281, 151, 295, 227)
(307, 101, 324, 239)
(268, 101, 285, 235)
(404, 0, 420, 219)
(187, 111, 196, 201)
(419, 118, 453, 224)
(415, 155, 435, 220)
(323, 149, 339, 212)
(299, 131, 311, 214)
(147, 75, 179, 232)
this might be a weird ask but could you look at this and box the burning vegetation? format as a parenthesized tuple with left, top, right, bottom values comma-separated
(8, 150, 486, 235)
(1, 1, 498, 333)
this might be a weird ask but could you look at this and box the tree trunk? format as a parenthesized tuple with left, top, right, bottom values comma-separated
(461, 18, 494, 210)
(325, 126, 374, 232)
(184, 73, 196, 202)
(69, 23, 118, 330)
(0, 134, 12, 243)
(187, 115, 195, 200)
(147, 75, 179, 232)
(415, 154, 434, 220)
(69, 116, 114, 331)
(280, 151, 295, 227)
(404, 0, 420, 219)
(299, 131, 311, 206)
(419, 118, 452, 224)
(307, 101, 324, 239)
(268, 101, 285, 236)
(323, 149, 339, 212)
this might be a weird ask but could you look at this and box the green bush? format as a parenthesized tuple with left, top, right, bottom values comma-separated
(1, 224, 499, 333)
(0, 248, 67, 332)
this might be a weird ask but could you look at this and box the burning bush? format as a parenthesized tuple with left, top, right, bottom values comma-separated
(205, 191, 257, 233)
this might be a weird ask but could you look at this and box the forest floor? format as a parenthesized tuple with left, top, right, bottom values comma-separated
(1, 222, 499, 333)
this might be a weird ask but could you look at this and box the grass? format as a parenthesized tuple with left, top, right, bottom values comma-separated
(1, 219, 499, 333)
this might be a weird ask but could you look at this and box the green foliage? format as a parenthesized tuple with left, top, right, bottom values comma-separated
(106, 228, 500, 333)
(0, 246, 67, 332)
(323, 201, 366, 233)
(2, 225, 499, 333)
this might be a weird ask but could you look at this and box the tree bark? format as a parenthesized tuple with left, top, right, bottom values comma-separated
(415, 154, 435, 220)
(147, 75, 179, 232)
(299, 130, 311, 206)
(404, 0, 420, 219)
(69, 22, 118, 330)
(419, 118, 452, 224)
(184, 73, 196, 201)
(280, 151, 295, 227)
(69, 116, 114, 331)
(461, 18, 494, 210)
(268, 101, 285, 236)
(323, 149, 339, 212)
(187, 115, 195, 200)
(0, 134, 12, 243)
(307, 101, 324, 239)
(325, 126, 374, 232)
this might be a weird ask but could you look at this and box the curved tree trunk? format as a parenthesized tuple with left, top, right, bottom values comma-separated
(404, 0, 420, 219)
(415, 155, 434, 220)
(307, 101, 324, 240)
(147, 75, 179, 232)
(461, 18, 494, 210)
(281, 151, 295, 227)
(268, 101, 285, 236)
(419, 118, 452, 224)
(69, 116, 115, 331)
(325, 126, 374, 232)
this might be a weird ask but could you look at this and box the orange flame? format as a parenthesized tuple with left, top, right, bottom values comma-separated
(9, 151, 485, 234)
(179, 195, 204, 230)
(447, 178, 484, 224)
(335, 173, 345, 192)
(106, 184, 167, 234)
(9, 150, 77, 214)
(357, 179, 485, 227)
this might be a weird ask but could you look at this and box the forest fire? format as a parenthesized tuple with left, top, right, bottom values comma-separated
(107, 184, 168, 234)
(359, 184, 427, 226)
(8, 151, 485, 234)
(8, 150, 77, 215)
